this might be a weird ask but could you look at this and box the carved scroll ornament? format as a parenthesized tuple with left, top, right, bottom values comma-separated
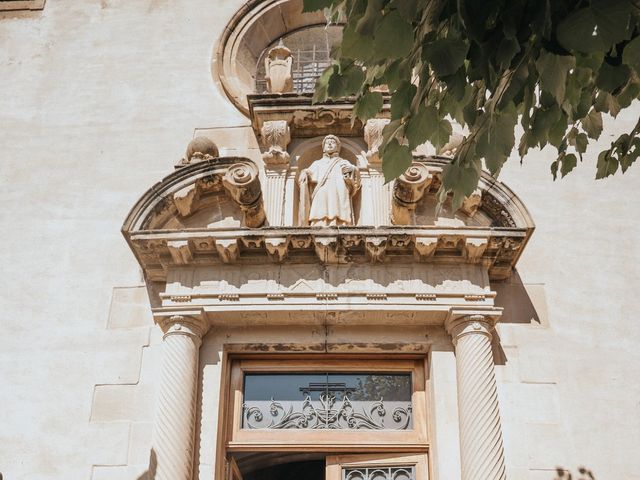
(392, 163, 433, 225)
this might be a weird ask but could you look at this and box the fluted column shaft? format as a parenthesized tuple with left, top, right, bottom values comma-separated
(151, 316, 207, 480)
(446, 315, 507, 480)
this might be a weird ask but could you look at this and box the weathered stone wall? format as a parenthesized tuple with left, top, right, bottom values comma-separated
(0, 1, 639, 479)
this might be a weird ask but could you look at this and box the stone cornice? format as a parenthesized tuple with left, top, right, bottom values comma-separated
(248, 93, 390, 139)
(127, 225, 528, 282)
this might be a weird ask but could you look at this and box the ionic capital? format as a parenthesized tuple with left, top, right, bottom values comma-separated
(157, 315, 209, 345)
(445, 313, 498, 345)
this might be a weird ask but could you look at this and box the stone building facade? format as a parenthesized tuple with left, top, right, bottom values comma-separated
(1, 1, 639, 480)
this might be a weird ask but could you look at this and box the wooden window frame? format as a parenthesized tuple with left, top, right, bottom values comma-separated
(224, 356, 429, 452)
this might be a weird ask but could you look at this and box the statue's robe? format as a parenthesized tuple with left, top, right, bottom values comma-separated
(300, 154, 360, 226)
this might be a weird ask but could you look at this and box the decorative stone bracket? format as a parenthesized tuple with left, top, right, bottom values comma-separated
(364, 118, 390, 164)
(260, 120, 291, 165)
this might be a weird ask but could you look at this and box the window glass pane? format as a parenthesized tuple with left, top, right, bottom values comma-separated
(242, 372, 412, 430)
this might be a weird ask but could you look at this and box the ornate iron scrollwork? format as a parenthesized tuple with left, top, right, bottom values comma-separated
(343, 466, 415, 480)
(243, 393, 412, 430)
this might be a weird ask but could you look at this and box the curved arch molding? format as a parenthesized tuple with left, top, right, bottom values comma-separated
(215, 0, 327, 115)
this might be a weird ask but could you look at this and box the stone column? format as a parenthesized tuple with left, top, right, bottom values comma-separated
(445, 314, 507, 480)
(151, 315, 208, 480)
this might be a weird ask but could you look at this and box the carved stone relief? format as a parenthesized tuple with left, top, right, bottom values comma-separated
(260, 120, 291, 165)
(364, 118, 390, 164)
(264, 41, 293, 94)
(298, 135, 361, 227)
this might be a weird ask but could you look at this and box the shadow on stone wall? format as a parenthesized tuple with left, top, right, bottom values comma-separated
(491, 269, 544, 326)
(135, 448, 155, 480)
(554, 467, 596, 479)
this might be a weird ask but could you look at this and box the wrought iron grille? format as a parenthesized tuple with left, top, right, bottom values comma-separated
(343, 466, 416, 480)
(242, 373, 413, 430)
(255, 26, 342, 94)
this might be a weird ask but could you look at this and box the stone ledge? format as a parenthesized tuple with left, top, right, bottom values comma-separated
(128, 226, 528, 281)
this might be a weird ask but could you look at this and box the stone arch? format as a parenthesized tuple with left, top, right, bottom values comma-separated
(214, 0, 333, 115)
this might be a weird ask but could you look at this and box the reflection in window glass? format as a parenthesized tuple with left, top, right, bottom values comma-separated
(242, 373, 412, 430)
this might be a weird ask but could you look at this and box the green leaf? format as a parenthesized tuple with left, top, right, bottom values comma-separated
(302, 0, 334, 12)
(535, 50, 576, 105)
(531, 105, 561, 147)
(390, 81, 417, 120)
(405, 104, 437, 149)
(549, 111, 568, 148)
(430, 117, 452, 151)
(353, 91, 384, 123)
(594, 91, 621, 117)
(327, 64, 365, 98)
(596, 150, 619, 178)
(496, 37, 521, 69)
(390, 0, 419, 21)
(617, 80, 640, 108)
(582, 110, 603, 139)
(381, 58, 411, 91)
(596, 62, 631, 93)
(622, 36, 640, 73)
(374, 10, 414, 60)
(342, 23, 374, 61)
(620, 138, 640, 172)
(441, 156, 482, 209)
(561, 153, 578, 178)
(476, 106, 518, 176)
(557, 0, 632, 53)
(575, 132, 588, 155)
(422, 38, 469, 77)
(551, 160, 559, 180)
(312, 65, 336, 103)
(382, 139, 413, 183)
(355, 0, 383, 35)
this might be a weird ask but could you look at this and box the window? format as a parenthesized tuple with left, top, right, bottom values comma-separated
(255, 26, 343, 94)
(242, 372, 413, 430)
(224, 357, 428, 450)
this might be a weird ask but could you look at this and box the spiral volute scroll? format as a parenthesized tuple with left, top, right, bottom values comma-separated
(223, 161, 265, 227)
(151, 316, 207, 480)
(392, 162, 433, 225)
(447, 315, 507, 480)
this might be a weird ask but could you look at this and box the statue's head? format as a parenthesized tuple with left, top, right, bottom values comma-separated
(322, 135, 341, 155)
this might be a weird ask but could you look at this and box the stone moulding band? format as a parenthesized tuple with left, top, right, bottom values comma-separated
(127, 226, 528, 281)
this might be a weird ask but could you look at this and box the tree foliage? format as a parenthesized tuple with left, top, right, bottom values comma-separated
(303, 0, 640, 208)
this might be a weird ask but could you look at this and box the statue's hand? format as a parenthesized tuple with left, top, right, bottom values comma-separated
(341, 164, 354, 175)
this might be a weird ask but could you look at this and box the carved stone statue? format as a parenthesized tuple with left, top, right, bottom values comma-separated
(298, 135, 361, 226)
(264, 40, 293, 94)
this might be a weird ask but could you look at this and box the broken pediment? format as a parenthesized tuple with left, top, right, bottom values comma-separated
(391, 157, 533, 230)
(123, 156, 265, 233)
